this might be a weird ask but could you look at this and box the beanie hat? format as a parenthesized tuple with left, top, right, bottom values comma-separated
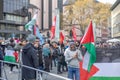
(69, 42, 75, 46)
(27, 34, 36, 43)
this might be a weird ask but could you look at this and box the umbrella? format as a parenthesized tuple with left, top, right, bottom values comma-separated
(106, 38, 120, 43)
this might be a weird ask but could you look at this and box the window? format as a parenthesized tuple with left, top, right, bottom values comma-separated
(3, 0, 29, 16)
(5, 14, 25, 23)
(0, 24, 5, 30)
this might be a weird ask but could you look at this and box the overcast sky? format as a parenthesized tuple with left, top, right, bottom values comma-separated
(97, 0, 117, 4)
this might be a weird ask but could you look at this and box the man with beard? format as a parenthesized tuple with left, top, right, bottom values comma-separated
(22, 34, 39, 80)
(64, 42, 82, 80)
(34, 37, 43, 70)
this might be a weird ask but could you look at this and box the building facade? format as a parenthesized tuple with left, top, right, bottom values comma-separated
(111, 0, 120, 39)
(0, 0, 63, 39)
(29, 0, 63, 37)
(0, 0, 29, 39)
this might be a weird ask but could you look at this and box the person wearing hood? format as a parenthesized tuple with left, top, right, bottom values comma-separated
(22, 34, 39, 80)
(42, 43, 51, 72)
(64, 42, 82, 80)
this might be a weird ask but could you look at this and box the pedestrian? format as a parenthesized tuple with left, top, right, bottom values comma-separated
(4, 46, 16, 73)
(60, 43, 68, 72)
(14, 39, 27, 52)
(14, 39, 27, 64)
(52, 43, 57, 67)
(42, 43, 51, 72)
(64, 42, 82, 80)
(22, 34, 39, 80)
(53, 42, 63, 74)
(0, 37, 4, 80)
(34, 37, 43, 70)
(47, 40, 53, 70)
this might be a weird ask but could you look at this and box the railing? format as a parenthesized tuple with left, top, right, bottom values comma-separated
(0, 60, 71, 80)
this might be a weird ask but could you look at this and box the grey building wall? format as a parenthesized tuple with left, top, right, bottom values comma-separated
(0, 0, 29, 38)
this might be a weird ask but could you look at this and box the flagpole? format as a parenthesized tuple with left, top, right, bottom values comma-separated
(55, 8, 60, 42)
(93, 20, 96, 44)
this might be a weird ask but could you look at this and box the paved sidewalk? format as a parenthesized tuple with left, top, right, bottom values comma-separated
(2, 64, 68, 80)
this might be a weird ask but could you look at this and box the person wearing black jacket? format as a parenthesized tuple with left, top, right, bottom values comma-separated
(0, 37, 4, 80)
(22, 34, 39, 80)
(34, 38, 43, 70)
(52, 42, 63, 74)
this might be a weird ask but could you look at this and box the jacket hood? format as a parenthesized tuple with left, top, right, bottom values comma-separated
(22, 43, 34, 54)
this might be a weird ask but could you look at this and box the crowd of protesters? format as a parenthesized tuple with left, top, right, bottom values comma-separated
(96, 42, 120, 48)
(1, 35, 120, 80)
(0, 35, 84, 80)
(95, 42, 120, 63)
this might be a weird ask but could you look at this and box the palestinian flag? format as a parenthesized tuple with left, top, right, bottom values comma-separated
(80, 21, 99, 80)
(72, 27, 77, 41)
(34, 25, 44, 45)
(90, 63, 120, 80)
(4, 50, 16, 63)
(25, 13, 37, 31)
(59, 32, 64, 44)
(50, 16, 56, 39)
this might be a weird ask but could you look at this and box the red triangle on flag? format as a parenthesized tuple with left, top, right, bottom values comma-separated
(50, 16, 56, 39)
(72, 27, 77, 41)
(50, 26, 55, 39)
(59, 32, 64, 44)
(33, 25, 36, 35)
(80, 62, 99, 80)
(81, 21, 94, 44)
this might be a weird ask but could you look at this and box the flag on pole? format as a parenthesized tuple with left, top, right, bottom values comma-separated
(34, 25, 44, 45)
(90, 63, 120, 80)
(50, 16, 56, 39)
(80, 21, 99, 80)
(33, 25, 37, 35)
(59, 32, 64, 44)
(80, 62, 99, 80)
(25, 13, 37, 31)
(93, 21, 96, 42)
(55, 9, 60, 41)
(4, 49, 16, 63)
(72, 27, 77, 41)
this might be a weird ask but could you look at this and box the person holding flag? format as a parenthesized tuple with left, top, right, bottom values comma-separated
(25, 10, 44, 45)
(64, 41, 82, 80)
(25, 11, 38, 31)
(80, 21, 99, 80)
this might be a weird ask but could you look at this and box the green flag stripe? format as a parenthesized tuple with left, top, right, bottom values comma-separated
(4, 56, 16, 63)
(90, 77, 120, 80)
(25, 19, 36, 30)
(83, 43, 96, 72)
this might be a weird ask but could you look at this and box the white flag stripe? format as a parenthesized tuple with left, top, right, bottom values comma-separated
(33, 14, 37, 20)
(28, 25, 33, 31)
(93, 63, 120, 77)
(83, 51, 90, 70)
(5, 50, 14, 57)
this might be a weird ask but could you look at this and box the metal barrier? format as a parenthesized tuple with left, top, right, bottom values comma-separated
(0, 60, 71, 80)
